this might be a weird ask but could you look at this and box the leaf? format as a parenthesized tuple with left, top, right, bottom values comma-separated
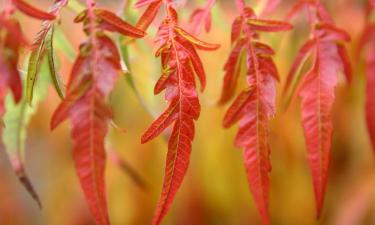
(0, 16, 29, 45)
(94, 9, 146, 38)
(50, 54, 93, 130)
(135, 0, 160, 8)
(188, 0, 215, 35)
(46, 26, 65, 99)
(141, 100, 178, 143)
(286, 1, 333, 24)
(315, 23, 351, 42)
(12, 0, 56, 20)
(230, 44, 278, 225)
(285, 0, 309, 21)
(247, 18, 293, 32)
(298, 41, 343, 218)
(25, 0, 67, 104)
(174, 26, 220, 50)
(52, 34, 121, 225)
(136, 0, 162, 31)
(221, 5, 289, 225)
(223, 87, 254, 128)
(50, 4, 135, 223)
(26, 29, 47, 105)
(0, 19, 23, 105)
(140, 6, 218, 224)
(220, 38, 247, 104)
(286, 2, 351, 217)
(231, 16, 244, 44)
(175, 37, 207, 91)
(283, 38, 317, 107)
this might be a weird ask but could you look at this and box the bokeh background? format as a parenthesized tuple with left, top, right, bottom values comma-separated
(0, 0, 374, 224)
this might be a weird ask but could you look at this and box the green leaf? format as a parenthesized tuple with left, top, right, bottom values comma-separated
(46, 25, 65, 99)
(26, 37, 45, 105)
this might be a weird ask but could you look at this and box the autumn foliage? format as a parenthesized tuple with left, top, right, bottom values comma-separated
(0, 0, 374, 225)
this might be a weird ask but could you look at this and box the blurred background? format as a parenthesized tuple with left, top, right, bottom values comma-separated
(1, 0, 375, 224)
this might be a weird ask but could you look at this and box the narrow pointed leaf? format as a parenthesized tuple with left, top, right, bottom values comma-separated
(46, 25, 65, 99)
(12, 0, 56, 20)
(174, 26, 220, 50)
(136, 0, 162, 31)
(94, 9, 146, 38)
(247, 18, 293, 32)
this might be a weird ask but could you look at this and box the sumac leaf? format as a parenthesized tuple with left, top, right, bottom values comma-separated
(247, 18, 293, 32)
(286, 2, 351, 217)
(94, 9, 146, 38)
(298, 42, 341, 218)
(136, 0, 162, 31)
(221, 5, 289, 225)
(140, 3, 218, 224)
(174, 26, 220, 50)
(12, 0, 55, 20)
(52, 35, 121, 225)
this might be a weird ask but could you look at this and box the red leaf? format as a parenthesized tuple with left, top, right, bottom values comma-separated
(71, 88, 112, 225)
(136, 0, 162, 31)
(188, 0, 215, 35)
(229, 43, 278, 225)
(174, 26, 220, 51)
(135, 0, 160, 8)
(298, 41, 343, 218)
(221, 5, 289, 225)
(141, 6, 218, 224)
(247, 18, 293, 32)
(94, 9, 146, 38)
(286, 1, 333, 24)
(220, 38, 247, 104)
(175, 37, 207, 91)
(51, 11, 124, 223)
(315, 23, 351, 42)
(286, 2, 351, 217)
(231, 16, 244, 44)
(0, 19, 23, 105)
(141, 100, 178, 143)
(285, 0, 309, 21)
(12, 0, 56, 20)
(284, 38, 317, 97)
(223, 87, 253, 128)
(0, 16, 28, 45)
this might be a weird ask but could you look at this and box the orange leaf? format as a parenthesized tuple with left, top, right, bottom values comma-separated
(12, 0, 55, 20)
(174, 26, 220, 50)
(247, 18, 293, 32)
(95, 9, 146, 38)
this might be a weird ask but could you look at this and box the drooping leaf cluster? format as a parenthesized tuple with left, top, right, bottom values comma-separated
(284, 0, 351, 218)
(135, 1, 219, 224)
(2, 1, 374, 225)
(220, 2, 292, 224)
(50, 2, 145, 224)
